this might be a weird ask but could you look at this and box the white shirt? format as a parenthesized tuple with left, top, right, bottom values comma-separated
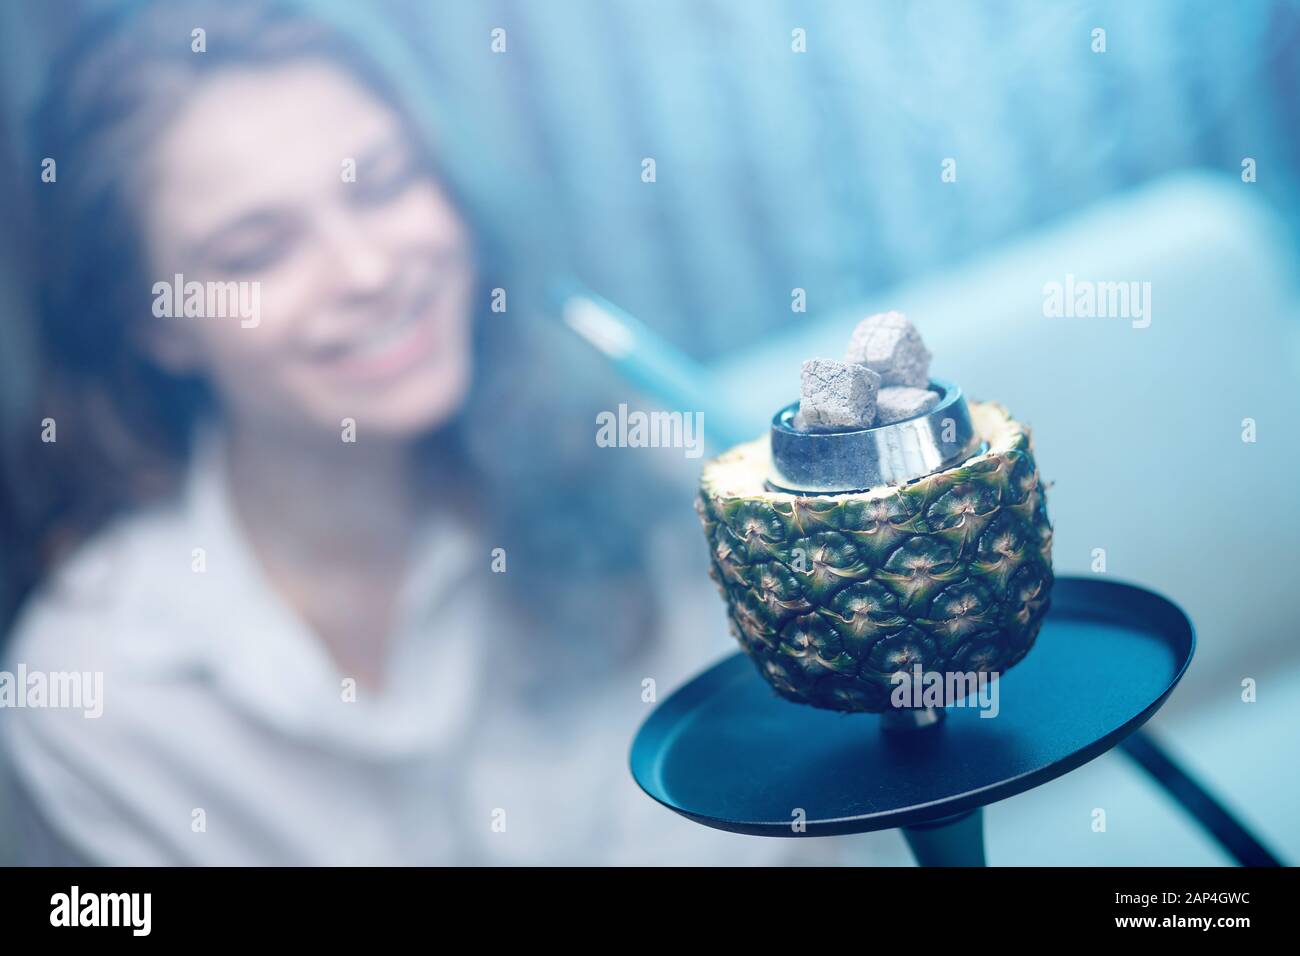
(1, 436, 843, 865)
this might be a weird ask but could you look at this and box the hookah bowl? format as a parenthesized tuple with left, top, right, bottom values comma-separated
(697, 379, 1055, 726)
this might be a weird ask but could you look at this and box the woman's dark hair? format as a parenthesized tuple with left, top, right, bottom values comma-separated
(1, 0, 663, 684)
(5, 0, 476, 598)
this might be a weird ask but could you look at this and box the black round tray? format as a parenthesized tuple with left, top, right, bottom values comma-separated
(630, 577, 1194, 837)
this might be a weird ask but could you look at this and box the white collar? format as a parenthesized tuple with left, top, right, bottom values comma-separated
(124, 425, 485, 761)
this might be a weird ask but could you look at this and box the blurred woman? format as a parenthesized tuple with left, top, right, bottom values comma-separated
(0, 0, 818, 864)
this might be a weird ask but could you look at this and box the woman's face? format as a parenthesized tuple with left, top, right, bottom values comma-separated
(141, 61, 474, 440)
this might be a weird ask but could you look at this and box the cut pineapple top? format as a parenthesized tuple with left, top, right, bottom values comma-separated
(701, 401, 1025, 501)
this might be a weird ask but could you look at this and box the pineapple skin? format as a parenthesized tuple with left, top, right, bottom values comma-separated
(697, 402, 1053, 713)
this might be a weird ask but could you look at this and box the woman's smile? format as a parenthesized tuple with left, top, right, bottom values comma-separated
(306, 278, 452, 385)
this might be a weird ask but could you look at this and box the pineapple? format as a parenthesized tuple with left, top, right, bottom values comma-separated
(697, 401, 1053, 713)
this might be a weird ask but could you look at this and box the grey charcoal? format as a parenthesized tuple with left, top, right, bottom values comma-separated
(875, 386, 940, 425)
(797, 358, 880, 431)
(844, 311, 932, 388)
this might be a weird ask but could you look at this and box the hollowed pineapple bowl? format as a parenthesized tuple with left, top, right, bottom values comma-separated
(697, 399, 1053, 713)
